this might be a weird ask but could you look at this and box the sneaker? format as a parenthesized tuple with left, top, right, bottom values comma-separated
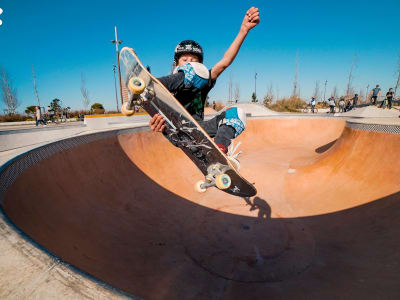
(228, 141, 242, 171)
(227, 141, 242, 171)
(216, 144, 228, 154)
(217, 142, 242, 171)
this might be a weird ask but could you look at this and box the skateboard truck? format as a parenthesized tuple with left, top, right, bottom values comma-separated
(123, 76, 177, 130)
(195, 163, 232, 193)
(122, 77, 153, 116)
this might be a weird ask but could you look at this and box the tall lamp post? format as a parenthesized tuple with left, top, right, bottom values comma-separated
(323, 80, 328, 103)
(111, 26, 123, 107)
(254, 72, 257, 102)
(112, 64, 119, 112)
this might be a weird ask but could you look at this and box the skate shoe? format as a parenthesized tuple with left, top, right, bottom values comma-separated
(217, 142, 242, 171)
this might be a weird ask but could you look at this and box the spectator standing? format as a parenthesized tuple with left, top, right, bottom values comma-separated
(328, 96, 336, 113)
(35, 106, 46, 127)
(311, 97, 316, 113)
(338, 97, 345, 112)
(353, 93, 358, 107)
(371, 84, 381, 105)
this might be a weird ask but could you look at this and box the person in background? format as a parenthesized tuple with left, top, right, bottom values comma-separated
(386, 88, 394, 109)
(35, 106, 46, 127)
(338, 97, 345, 112)
(352, 93, 358, 107)
(311, 97, 316, 113)
(371, 84, 381, 105)
(345, 97, 353, 112)
(328, 96, 336, 113)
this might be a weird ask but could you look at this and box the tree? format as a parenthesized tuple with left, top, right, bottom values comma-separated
(25, 105, 37, 116)
(251, 92, 257, 103)
(91, 103, 104, 110)
(263, 83, 274, 107)
(394, 51, 400, 98)
(0, 67, 19, 114)
(276, 85, 280, 101)
(32, 65, 41, 106)
(234, 83, 240, 103)
(81, 73, 90, 111)
(292, 51, 299, 98)
(331, 86, 338, 98)
(346, 54, 357, 98)
(359, 89, 365, 103)
(50, 98, 62, 111)
(313, 81, 320, 100)
(228, 73, 233, 104)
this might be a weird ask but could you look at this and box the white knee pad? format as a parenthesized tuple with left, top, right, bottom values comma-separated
(219, 106, 247, 137)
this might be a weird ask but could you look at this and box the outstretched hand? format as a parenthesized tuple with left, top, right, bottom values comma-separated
(241, 7, 260, 33)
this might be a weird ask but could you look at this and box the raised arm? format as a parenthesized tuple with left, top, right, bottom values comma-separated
(211, 7, 260, 80)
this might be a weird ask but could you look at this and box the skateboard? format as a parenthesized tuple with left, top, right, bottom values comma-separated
(119, 47, 256, 197)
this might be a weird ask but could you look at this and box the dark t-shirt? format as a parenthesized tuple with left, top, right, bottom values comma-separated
(386, 91, 393, 99)
(158, 70, 216, 121)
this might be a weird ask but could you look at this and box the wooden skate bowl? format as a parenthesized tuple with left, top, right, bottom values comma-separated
(1, 118, 400, 299)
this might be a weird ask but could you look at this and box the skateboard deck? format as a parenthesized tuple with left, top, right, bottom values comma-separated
(119, 47, 256, 197)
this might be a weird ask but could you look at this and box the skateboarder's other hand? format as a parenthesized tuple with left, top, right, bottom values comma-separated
(150, 113, 166, 132)
(241, 7, 260, 33)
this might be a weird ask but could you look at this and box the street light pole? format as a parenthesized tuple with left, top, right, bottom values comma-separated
(111, 26, 123, 107)
(254, 72, 257, 102)
(112, 64, 119, 112)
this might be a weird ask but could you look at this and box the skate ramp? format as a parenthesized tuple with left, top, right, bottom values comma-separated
(335, 105, 400, 118)
(1, 118, 400, 299)
(230, 102, 280, 116)
(204, 107, 217, 115)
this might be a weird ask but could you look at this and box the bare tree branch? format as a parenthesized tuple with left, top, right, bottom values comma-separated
(331, 86, 338, 99)
(292, 51, 299, 98)
(263, 83, 274, 106)
(234, 83, 240, 103)
(394, 51, 400, 98)
(32, 65, 40, 107)
(0, 66, 19, 114)
(313, 81, 320, 100)
(346, 54, 357, 98)
(228, 74, 233, 105)
(81, 73, 90, 111)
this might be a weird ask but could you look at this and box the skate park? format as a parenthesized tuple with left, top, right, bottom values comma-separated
(0, 104, 399, 299)
(1, 1, 400, 298)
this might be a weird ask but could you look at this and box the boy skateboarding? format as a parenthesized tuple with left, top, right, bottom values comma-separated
(150, 7, 260, 169)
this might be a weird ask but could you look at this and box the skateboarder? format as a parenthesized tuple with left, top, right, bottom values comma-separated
(149, 7, 260, 167)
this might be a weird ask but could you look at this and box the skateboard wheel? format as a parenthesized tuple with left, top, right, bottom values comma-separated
(215, 174, 231, 190)
(195, 180, 207, 193)
(121, 102, 135, 116)
(128, 77, 146, 94)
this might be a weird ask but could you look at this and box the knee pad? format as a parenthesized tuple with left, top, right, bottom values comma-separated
(218, 106, 247, 138)
(175, 62, 209, 89)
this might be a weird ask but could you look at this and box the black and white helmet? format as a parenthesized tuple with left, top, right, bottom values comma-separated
(174, 40, 203, 63)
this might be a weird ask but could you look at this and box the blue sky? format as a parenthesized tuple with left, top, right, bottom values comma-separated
(0, 0, 399, 112)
